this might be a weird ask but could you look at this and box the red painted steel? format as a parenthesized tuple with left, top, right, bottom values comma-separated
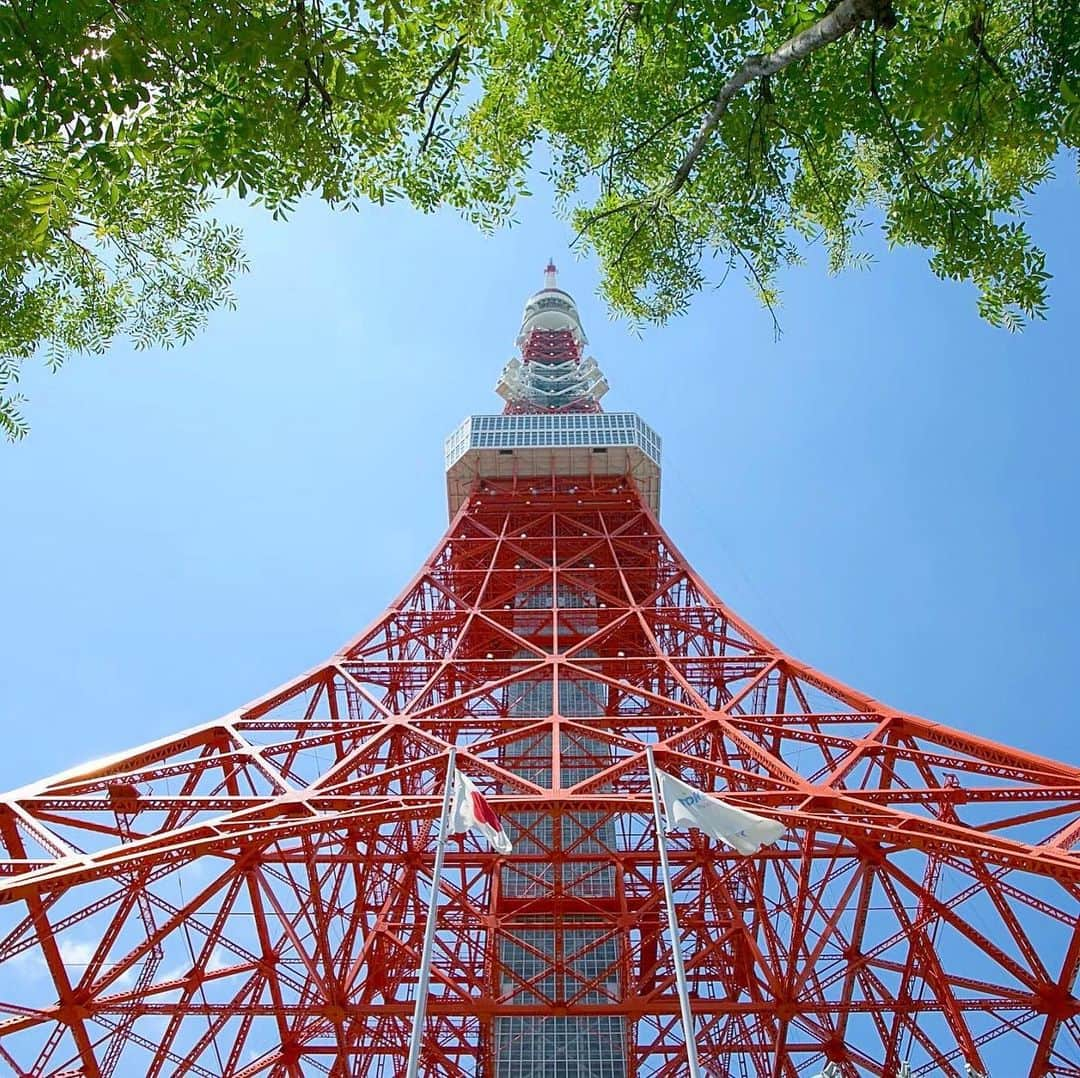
(504, 326, 601, 414)
(1, 475, 1079, 1075)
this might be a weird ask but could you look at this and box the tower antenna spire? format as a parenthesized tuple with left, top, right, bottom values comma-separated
(493, 260, 609, 416)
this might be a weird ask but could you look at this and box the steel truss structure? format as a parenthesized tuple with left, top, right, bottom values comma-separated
(2, 264, 1079, 1076)
(1, 476, 1079, 1076)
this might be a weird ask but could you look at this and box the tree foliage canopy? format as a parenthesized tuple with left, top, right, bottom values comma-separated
(2, 0, 1077, 435)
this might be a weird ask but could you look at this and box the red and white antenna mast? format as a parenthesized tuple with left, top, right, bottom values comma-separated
(495, 261, 608, 415)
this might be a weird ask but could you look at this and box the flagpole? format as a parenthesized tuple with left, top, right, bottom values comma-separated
(646, 746, 702, 1078)
(405, 746, 457, 1078)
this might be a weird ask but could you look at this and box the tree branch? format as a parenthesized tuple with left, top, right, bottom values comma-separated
(669, 0, 894, 195)
(419, 49, 463, 154)
(867, 38, 948, 205)
(572, 198, 646, 245)
(417, 43, 464, 114)
(968, 12, 1008, 83)
(612, 97, 715, 168)
(734, 245, 782, 340)
(304, 58, 334, 111)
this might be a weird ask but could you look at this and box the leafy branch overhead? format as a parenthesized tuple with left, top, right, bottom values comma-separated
(1, 0, 1077, 436)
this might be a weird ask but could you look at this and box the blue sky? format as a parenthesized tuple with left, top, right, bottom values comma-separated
(1, 172, 1077, 792)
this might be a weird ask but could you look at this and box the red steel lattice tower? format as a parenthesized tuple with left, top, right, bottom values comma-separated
(1, 268, 1080, 1077)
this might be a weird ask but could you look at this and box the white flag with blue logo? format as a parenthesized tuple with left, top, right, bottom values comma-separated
(656, 770, 785, 855)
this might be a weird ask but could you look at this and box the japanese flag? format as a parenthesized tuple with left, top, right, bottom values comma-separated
(450, 769, 512, 854)
(657, 769, 785, 855)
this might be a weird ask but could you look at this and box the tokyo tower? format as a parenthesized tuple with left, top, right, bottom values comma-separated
(2, 264, 1079, 1077)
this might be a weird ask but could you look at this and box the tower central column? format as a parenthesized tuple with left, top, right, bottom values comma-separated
(447, 266, 657, 1077)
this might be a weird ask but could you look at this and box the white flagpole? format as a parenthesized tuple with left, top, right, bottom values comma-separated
(646, 746, 702, 1078)
(405, 746, 457, 1078)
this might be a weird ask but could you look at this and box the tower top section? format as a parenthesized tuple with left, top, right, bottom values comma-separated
(516, 260, 588, 349)
(498, 263, 607, 414)
(446, 261, 661, 518)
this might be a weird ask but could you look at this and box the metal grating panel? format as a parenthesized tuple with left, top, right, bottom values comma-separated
(445, 413, 661, 470)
